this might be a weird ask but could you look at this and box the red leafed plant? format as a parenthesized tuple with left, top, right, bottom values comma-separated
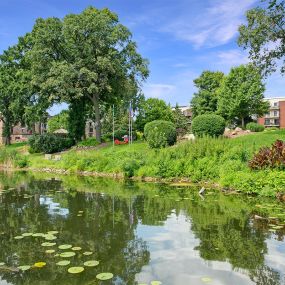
(249, 140, 285, 170)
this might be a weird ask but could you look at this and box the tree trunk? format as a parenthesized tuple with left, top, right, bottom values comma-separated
(91, 94, 101, 143)
(241, 117, 245, 129)
(3, 121, 11, 146)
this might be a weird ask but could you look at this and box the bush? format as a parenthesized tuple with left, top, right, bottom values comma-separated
(77, 137, 99, 147)
(29, 134, 74, 154)
(191, 114, 225, 137)
(246, 122, 264, 132)
(144, 120, 176, 148)
(249, 140, 285, 170)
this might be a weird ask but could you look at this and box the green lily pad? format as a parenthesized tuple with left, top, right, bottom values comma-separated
(14, 236, 24, 240)
(58, 244, 72, 250)
(151, 282, 162, 285)
(56, 260, 70, 266)
(41, 242, 56, 247)
(45, 249, 55, 254)
(96, 273, 113, 280)
(77, 214, 83, 217)
(68, 266, 84, 274)
(84, 260, 99, 267)
(72, 247, 81, 251)
(0, 262, 5, 266)
(22, 233, 33, 237)
(18, 265, 31, 271)
(60, 252, 76, 258)
(45, 235, 57, 241)
(34, 262, 46, 268)
(78, 211, 84, 213)
(83, 251, 93, 256)
(32, 233, 45, 237)
(201, 277, 212, 283)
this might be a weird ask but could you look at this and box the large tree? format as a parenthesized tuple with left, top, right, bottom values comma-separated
(136, 98, 174, 132)
(238, 0, 285, 76)
(191, 71, 224, 117)
(25, 7, 149, 142)
(217, 64, 269, 127)
(47, 110, 69, 133)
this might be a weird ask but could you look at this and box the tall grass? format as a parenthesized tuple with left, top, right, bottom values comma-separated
(21, 130, 285, 196)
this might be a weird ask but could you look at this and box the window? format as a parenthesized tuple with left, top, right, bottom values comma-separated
(274, 110, 278, 117)
(275, 119, 280, 125)
(273, 102, 279, 107)
(265, 119, 270, 125)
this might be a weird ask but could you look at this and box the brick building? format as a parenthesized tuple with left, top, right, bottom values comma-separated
(0, 120, 47, 145)
(258, 98, 285, 128)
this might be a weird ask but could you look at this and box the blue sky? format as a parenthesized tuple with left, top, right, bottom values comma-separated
(0, 0, 284, 114)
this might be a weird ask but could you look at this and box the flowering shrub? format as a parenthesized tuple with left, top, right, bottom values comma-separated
(249, 140, 285, 170)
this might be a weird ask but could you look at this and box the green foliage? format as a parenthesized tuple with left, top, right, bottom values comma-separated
(26, 7, 149, 141)
(191, 114, 225, 137)
(238, 0, 285, 76)
(246, 122, 265, 132)
(144, 120, 176, 148)
(191, 71, 224, 117)
(122, 159, 140, 178)
(29, 134, 74, 154)
(217, 64, 269, 127)
(77, 138, 99, 147)
(47, 110, 69, 133)
(172, 104, 190, 137)
(136, 98, 174, 132)
(0, 148, 28, 168)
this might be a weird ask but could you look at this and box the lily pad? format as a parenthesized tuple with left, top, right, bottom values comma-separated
(45, 249, 55, 254)
(0, 262, 5, 266)
(34, 262, 46, 268)
(201, 277, 212, 283)
(72, 247, 82, 251)
(84, 260, 99, 267)
(56, 260, 70, 266)
(151, 282, 162, 285)
(32, 233, 45, 237)
(22, 233, 33, 237)
(77, 214, 83, 217)
(45, 235, 57, 241)
(78, 211, 84, 213)
(41, 242, 56, 247)
(83, 251, 93, 256)
(18, 265, 31, 271)
(58, 244, 72, 250)
(96, 273, 113, 280)
(14, 236, 24, 240)
(60, 252, 76, 258)
(68, 266, 84, 274)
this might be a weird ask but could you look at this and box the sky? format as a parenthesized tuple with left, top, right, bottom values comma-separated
(0, 0, 284, 114)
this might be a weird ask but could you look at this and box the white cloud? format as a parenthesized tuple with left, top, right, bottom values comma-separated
(217, 49, 250, 66)
(161, 0, 257, 48)
(143, 83, 176, 99)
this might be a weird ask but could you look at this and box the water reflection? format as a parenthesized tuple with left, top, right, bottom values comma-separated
(0, 171, 284, 285)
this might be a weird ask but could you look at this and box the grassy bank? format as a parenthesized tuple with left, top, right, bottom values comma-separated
(1, 129, 285, 197)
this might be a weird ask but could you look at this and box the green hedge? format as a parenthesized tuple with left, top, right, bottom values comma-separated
(191, 114, 225, 137)
(144, 120, 176, 148)
(29, 134, 74, 154)
(246, 122, 265, 132)
(77, 137, 99, 147)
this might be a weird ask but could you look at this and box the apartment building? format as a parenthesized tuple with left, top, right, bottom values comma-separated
(258, 98, 285, 128)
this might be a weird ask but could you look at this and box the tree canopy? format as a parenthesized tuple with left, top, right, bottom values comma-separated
(191, 71, 224, 117)
(47, 110, 69, 133)
(217, 64, 269, 127)
(238, 0, 285, 76)
(24, 7, 149, 142)
(136, 98, 174, 132)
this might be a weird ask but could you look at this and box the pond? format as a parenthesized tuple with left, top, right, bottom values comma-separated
(0, 171, 284, 285)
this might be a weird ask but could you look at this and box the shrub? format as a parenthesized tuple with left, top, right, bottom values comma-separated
(246, 122, 264, 132)
(249, 140, 285, 170)
(29, 134, 74, 154)
(191, 114, 225, 137)
(77, 137, 99, 147)
(144, 120, 176, 148)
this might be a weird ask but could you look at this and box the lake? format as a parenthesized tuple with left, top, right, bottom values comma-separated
(0, 171, 284, 285)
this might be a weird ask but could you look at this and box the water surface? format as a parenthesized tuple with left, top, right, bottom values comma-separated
(0, 172, 284, 285)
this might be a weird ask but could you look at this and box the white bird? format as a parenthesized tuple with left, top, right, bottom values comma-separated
(199, 187, 205, 195)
